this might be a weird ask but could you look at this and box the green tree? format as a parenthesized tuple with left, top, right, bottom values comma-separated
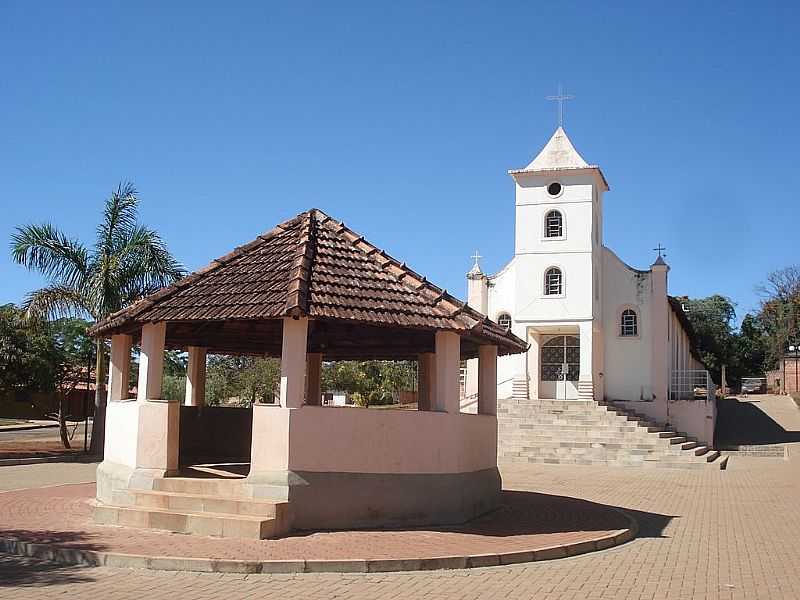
(0, 308, 94, 448)
(321, 360, 416, 407)
(682, 295, 738, 384)
(48, 318, 94, 447)
(0, 303, 57, 394)
(205, 355, 280, 406)
(10, 183, 185, 455)
(735, 314, 770, 377)
(755, 266, 800, 370)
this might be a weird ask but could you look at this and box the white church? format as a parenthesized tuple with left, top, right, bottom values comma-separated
(464, 126, 719, 459)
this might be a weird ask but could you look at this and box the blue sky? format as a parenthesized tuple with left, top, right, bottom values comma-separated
(1, 1, 797, 324)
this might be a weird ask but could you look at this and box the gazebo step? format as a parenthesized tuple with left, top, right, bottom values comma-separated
(93, 503, 285, 539)
(152, 476, 248, 497)
(120, 489, 289, 520)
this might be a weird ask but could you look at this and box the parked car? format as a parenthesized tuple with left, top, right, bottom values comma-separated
(741, 377, 766, 394)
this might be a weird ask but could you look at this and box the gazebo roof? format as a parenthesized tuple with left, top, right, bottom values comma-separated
(89, 209, 527, 359)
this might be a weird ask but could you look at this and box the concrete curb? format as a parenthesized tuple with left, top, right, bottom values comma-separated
(0, 509, 638, 574)
(0, 421, 59, 432)
(0, 454, 96, 467)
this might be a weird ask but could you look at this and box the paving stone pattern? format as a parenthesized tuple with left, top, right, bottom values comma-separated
(1, 395, 799, 599)
(0, 482, 629, 562)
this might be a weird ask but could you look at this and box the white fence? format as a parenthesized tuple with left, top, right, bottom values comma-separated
(669, 370, 715, 402)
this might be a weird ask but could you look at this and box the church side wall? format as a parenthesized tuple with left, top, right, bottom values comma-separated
(601, 248, 653, 401)
(487, 260, 518, 399)
(669, 309, 704, 373)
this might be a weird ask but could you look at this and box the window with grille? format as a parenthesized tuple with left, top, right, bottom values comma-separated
(497, 313, 512, 330)
(544, 210, 563, 238)
(620, 309, 638, 336)
(544, 267, 563, 295)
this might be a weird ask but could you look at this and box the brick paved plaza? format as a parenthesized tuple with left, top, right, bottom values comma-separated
(1, 395, 799, 599)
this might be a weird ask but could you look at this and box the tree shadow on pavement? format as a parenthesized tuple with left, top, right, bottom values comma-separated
(0, 529, 104, 587)
(0, 553, 95, 587)
(444, 491, 674, 540)
(715, 397, 800, 447)
(289, 490, 674, 541)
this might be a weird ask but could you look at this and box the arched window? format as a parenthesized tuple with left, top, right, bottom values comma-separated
(544, 267, 563, 296)
(544, 210, 563, 238)
(620, 309, 638, 336)
(497, 312, 512, 330)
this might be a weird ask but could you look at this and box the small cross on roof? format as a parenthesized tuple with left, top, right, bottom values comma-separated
(545, 83, 575, 128)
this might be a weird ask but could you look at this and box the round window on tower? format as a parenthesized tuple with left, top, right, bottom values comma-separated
(547, 182, 563, 197)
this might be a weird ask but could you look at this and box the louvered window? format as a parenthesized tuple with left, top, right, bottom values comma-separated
(544, 268, 563, 295)
(545, 210, 563, 238)
(621, 309, 638, 336)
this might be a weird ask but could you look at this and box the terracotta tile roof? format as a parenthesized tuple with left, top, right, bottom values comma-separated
(89, 210, 527, 355)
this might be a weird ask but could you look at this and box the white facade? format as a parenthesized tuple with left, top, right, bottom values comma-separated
(465, 127, 714, 442)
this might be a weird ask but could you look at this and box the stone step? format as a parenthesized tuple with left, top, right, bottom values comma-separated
(500, 410, 653, 422)
(500, 432, 676, 443)
(499, 456, 715, 469)
(152, 476, 248, 497)
(499, 414, 637, 422)
(121, 489, 289, 520)
(498, 398, 719, 469)
(93, 503, 282, 539)
(500, 425, 645, 433)
(508, 446, 704, 458)
(501, 421, 643, 428)
(500, 421, 653, 429)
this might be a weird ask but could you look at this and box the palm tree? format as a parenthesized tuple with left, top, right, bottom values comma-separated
(10, 183, 185, 456)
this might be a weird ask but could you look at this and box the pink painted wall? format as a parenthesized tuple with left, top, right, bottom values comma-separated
(665, 399, 716, 447)
(617, 398, 715, 447)
(250, 405, 498, 475)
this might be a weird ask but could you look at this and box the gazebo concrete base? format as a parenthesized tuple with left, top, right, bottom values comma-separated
(245, 467, 502, 530)
(95, 462, 501, 536)
(0, 482, 637, 573)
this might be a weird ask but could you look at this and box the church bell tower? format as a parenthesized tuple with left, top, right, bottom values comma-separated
(508, 126, 609, 400)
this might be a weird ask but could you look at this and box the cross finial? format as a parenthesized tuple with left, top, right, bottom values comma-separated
(653, 243, 667, 258)
(471, 250, 482, 269)
(545, 83, 575, 128)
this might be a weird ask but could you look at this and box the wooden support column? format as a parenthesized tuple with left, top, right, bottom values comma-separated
(185, 346, 207, 407)
(478, 345, 498, 415)
(434, 331, 461, 414)
(108, 334, 132, 402)
(417, 352, 435, 411)
(306, 353, 322, 405)
(137, 322, 166, 401)
(280, 317, 309, 409)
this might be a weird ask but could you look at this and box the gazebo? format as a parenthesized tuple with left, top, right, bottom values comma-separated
(89, 209, 527, 538)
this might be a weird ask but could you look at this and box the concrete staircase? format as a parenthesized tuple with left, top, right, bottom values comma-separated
(94, 476, 292, 539)
(512, 378, 529, 402)
(498, 398, 723, 469)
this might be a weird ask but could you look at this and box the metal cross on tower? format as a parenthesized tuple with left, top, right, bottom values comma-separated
(471, 250, 483, 270)
(653, 243, 667, 258)
(546, 84, 575, 128)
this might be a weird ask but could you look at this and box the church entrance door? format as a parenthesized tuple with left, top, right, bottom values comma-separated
(540, 335, 580, 400)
